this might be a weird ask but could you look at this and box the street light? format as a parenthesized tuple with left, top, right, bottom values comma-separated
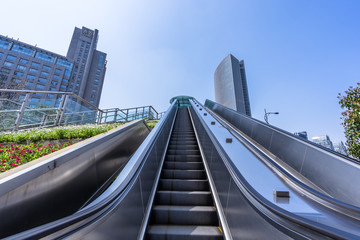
(264, 109, 279, 124)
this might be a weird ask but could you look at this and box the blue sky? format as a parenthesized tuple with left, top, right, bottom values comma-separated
(2, 0, 360, 143)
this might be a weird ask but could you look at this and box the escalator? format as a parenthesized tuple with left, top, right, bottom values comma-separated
(146, 108, 223, 239)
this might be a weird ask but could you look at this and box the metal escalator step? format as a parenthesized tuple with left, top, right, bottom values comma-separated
(156, 191, 212, 206)
(168, 145, 199, 150)
(161, 170, 206, 179)
(166, 155, 202, 162)
(169, 140, 198, 145)
(151, 205, 218, 225)
(163, 162, 204, 170)
(146, 225, 223, 240)
(159, 179, 209, 191)
(167, 149, 200, 155)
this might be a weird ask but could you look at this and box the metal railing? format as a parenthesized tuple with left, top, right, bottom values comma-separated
(0, 89, 163, 132)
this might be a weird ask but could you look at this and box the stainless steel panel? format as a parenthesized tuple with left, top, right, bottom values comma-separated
(0, 120, 149, 238)
(82, 178, 144, 240)
(205, 99, 360, 208)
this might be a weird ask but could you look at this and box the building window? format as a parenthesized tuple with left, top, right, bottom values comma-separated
(53, 74, 60, 80)
(40, 71, 49, 77)
(3, 61, 14, 67)
(0, 52, 3, 58)
(91, 94, 95, 99)
(6, 55, 17, 61)
(47, 94, 54, 99)
(31, 62, 40, 68)
(38, 77, 47, 84)
(14, 71, 24, 77)
(35, 52, 56, 63)
(1, 67, 11, 74)
(94, 79, 99, 82)
(29, 68, 38, 74)
(92, 89, 96, 93)
(17, 65, 26, 71)
(26, 82, 33, 87)
(90, 100, 94, 104)
(49, 87, 56, 91)
(55, 69, 62, 74)
(26, 74, 36, 80)
(51, 81, 58, 86)
(93, 83, 98, 88)
(60, 84, 66, 89)
(56, 59, 73, 77)
(12, 44, 35, 56)
(0, 39, 10, 49)
(98, 55, 104, 67)
(42, 65, 51, 71)
(35, 84, 45, 90)
(19, 58, 29, 64)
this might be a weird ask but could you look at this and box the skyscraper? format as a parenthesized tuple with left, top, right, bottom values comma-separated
(312, 135, 334, 151)
(0, 26, 106, 108)
(214, 54, 251, 116)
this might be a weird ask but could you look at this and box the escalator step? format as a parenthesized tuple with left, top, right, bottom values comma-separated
(167, 149, 200, 155)
(161, 170, 206, 179)
(156, 191, 212, 206)
(159, 179, 209, 191)
(146, 225, 223, 240)
(166, 155, 202, 162)
(163, 162, 204, 170)
(168, 145, 199, 150)
(151, 205, 218, 225)
(169, 140, 198, 145)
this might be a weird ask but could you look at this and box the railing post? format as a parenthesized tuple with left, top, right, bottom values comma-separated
(135, 108, 138, 120)
(54, 95, 67, 126)
(114, 109, 117, 122)
(142, 107, 145, 119)
(126, 109, 129, 122)
(41, 114, 47, 126)
(58, 95, 69, 126)
(14, 93, 30, 131)
(97, 111, 103, 124)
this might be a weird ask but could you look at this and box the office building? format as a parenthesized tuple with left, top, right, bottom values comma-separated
(312, 135, 334, 151)
(0, 26, 106, 108)
(214, 54, 251, 116)
(333, 141, 347, 155)
(294, 131, 308, 140)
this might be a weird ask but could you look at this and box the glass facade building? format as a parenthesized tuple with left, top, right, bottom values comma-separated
(312, 135, 334, 151)
(0, 26, 106, 108)
(214, 54, 251, 116)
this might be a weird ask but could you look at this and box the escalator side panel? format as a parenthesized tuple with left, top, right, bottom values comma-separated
(190, 107, 294, 240)
(205, 99, 360, 208)
(0, 121, 149, 238)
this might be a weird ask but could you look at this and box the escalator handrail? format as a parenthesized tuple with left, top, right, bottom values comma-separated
(191, 99, 359, 240)
(204, 101, 360, 220)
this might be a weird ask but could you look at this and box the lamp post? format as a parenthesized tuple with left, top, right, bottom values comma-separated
(264, 109, 279, 124)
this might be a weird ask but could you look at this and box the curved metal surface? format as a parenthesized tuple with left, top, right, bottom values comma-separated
(191, 99, 360, 239)
(205, 99, 360, 209)
(0, 120, 150, 238)
(4, 101, 177, 240)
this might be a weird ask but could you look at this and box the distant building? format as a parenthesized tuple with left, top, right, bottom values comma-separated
(214, 54, 251, 116)
(333, 141, 347, 155)
(0, 26, 107, 108)
(312, 135, 334, 151)
(294, 131, 308, 140)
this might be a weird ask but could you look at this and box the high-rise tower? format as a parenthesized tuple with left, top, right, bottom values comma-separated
(214, 54, 251, 116)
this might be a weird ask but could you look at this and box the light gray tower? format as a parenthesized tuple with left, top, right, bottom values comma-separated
(214, 54, 251, 116)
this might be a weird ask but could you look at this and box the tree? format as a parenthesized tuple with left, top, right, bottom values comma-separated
(338, 83, 360, 160)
